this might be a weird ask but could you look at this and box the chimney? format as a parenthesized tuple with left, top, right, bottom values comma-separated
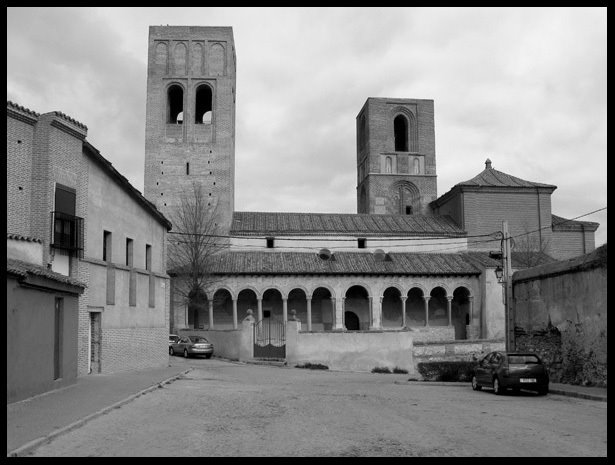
(485, 158, 492, 169)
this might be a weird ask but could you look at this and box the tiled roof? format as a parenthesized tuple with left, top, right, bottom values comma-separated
(552, 214, 599, 232)
(231, 212, 466, 237)
(7, 233, 42, 243)
(208, 251, 481, 276)
(457, 165, 556, 189)
(7, 258, 86, 289)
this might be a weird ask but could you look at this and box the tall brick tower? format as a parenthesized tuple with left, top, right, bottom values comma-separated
(144, 26, 236, 232)
(356, 98, 437, 215)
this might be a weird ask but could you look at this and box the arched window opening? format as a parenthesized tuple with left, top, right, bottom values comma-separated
(394, 115, 408, 152)
(385, 156, 392, 174)
(195, 85, 213, 124)
(167, 85, 183, 124)
(413, 157, 420, 174)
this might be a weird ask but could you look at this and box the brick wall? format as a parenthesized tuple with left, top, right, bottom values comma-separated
(7, 103, 37, 236)
(100, 326, 169, 373)
(550, 229, 596, 260)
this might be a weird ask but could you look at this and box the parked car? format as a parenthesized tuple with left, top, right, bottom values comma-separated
(169, 335, 214, 359)
(169, 334, 180, 346)
(472, 351, 549, 395)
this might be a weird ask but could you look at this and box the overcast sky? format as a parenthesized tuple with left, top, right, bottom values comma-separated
(7, 7, 607, 246)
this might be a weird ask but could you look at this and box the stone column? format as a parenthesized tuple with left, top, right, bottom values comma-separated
(306, 297, 312, 331)
(423, 296, 430, 326)
(447, 296, 453, 327)
(257, 297, 263, 322)
(232, 298, 238, 330)
(401, 296, 407, 328)
(371, 296, 382, 329)
(282, 297, 288, 324)
(333, 297, 344, 330)
(208, 299, 214, 330)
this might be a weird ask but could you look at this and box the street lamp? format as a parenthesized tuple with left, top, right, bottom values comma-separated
(494, 265, 503, 283)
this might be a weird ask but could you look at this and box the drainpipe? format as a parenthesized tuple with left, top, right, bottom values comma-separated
(536, 188, 542, 247)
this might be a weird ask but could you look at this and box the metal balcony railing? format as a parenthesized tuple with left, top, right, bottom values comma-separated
(50, 211, 84, 258)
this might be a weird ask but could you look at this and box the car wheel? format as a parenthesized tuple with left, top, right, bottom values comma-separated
(205, 354, 212, 359)
(169, 347, 174, 356)
(183, 349, 189, 358)
(472, 375, 481, 391)
(493, 377, 504, 395)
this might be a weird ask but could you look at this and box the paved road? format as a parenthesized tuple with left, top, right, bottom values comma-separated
(27, 357, 607, 457)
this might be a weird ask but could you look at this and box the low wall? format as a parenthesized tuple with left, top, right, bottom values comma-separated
(287, 323, 414, 373)
(412, 339, 505, 374)
(409, 326, 455, 343)
(178, 328, 244, 361)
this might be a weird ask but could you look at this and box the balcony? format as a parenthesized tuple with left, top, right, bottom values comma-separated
(50, 211, 84, 258)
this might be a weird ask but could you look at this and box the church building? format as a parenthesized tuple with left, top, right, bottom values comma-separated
(142, 26, 599, 371)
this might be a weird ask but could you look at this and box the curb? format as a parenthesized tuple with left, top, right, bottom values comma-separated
(7, 369, 192, 457)
(548, 389, 607, 402)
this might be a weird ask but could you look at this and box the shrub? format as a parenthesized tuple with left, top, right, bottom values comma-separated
(392, 367, 408, 374)
(371, 366, 392, 374)
(295, 362, 329, 370)
(416, 361, 478, 382)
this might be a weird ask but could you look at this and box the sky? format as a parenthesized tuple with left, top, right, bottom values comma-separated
(7, 7, 607, 246)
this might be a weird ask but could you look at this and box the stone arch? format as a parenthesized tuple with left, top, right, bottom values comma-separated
(155, 42, 168, 73)
(452, 285, 472, 340)
(429, 286, 449, 326)
(406, 282, 428, 296)
(391, 180, 420, 216)
(343, 282, 373, 298)
(261, 285, 287, 300)
(311, 286, 335, 331)
(194, 82, 213, 124)
(345, 284, 371, 330)
(209, 42, 225, 76)
(288, 287, 308, 324)
(236, 287, 258, 321)
(310, 283, 336, 300)
(406, 285, 426, 327)
(192, 42, 203, 75)
(262, 287, 284, 320)
(212, 288, 234, 329)
(389, 106, 418, 153)
(211, 285, 236, 301)
(166, 83, 185, 124)
(453, 282, 474, 297)
(381, 285, 403, 328)
(173, 42, 187, 75)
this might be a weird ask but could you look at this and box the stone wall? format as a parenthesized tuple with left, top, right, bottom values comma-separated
(512, 244, 607, 386)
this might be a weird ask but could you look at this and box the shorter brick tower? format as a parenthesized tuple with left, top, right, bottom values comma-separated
(356, 98, 437, 215)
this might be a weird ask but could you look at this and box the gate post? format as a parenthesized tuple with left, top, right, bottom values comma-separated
(285, 318, 301, 366)
(239, 309, 255, 361)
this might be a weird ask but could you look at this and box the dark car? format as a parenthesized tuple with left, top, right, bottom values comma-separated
(472, 351, 549, 395)
(169, 335, 214, 359)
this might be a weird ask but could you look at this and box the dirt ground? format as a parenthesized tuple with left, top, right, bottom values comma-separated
(27, 358, 607, 457)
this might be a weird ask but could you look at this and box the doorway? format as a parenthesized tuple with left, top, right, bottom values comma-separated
(344, 311, 360, 330)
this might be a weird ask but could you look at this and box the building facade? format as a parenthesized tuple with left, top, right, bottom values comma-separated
(7, 100, 172, 383)
(143, 26, 599, 372)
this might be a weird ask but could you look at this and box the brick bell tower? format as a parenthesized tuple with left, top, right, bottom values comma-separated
(143, 26, 236, 233)
(356, 98, 437, 215)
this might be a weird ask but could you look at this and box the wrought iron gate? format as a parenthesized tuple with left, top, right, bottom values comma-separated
(253, 317, 286, 359)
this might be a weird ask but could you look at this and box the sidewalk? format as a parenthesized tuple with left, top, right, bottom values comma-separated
(7, 362, 606, 457)
(7, 364, 190, 457)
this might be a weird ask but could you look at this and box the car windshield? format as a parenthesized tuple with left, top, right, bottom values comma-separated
(191, 337, 209, 343)
(508, 355, 540, 365)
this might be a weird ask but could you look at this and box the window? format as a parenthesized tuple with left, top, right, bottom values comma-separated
(126, 238, 133, 267)
(52, 184, 83, 257)
(358, 238, 366, 249)
(413, 157, 420, 175)
(186, 162, 190, 175)
(394, 115, 408, 152)
(406, 206, 413, 215)
(195, 84, 213, 124)
(385, 156, 392, 174)
(167, 85, 183, 124)
(145, 244, 152, 271)
(103, 231, 112, 262)
(266, 237, 274, 248)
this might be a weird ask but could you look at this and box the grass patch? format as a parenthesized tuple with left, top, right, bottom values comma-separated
(295, 362, 329, 370)
(371, 366, 392, 374)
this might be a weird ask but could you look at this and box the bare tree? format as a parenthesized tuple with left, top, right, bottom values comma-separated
(512, 222, 552, 268)
(167, 182, 228, 329)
